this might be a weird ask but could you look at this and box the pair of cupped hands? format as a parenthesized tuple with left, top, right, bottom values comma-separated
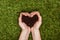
(18, 11, 42, 32)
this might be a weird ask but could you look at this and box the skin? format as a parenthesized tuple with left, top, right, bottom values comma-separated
(18, 11, 42, 40)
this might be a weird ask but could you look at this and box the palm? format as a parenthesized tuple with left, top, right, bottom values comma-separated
(30, 12, 42, 29)
(19, 12, 30, 30)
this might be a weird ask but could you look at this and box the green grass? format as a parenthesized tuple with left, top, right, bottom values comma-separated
(0, 0, 60, 40)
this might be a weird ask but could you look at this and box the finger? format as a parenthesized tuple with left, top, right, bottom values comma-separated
(19, 12, 28, 22)
(39, 16, 42, 24)
(30, 12, 36, 17)
(19, 12, 24, 22)
(31, 11, 42, 24)
(21, 12, 27, 16)
(24, 13, 30, 17)
(30, 11, 41, 18)
(30, 11, 41, 21)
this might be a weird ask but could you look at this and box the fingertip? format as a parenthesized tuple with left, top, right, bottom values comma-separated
(30, 11, 40, 16)
(25, 13, 30, 17)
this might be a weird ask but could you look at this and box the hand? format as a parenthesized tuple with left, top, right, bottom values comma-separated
(18, 12, 30, 30)
(30, 12, 42, 40)
(19, 12, 30, 40)
(18, 12, 42, 40)
(30, 11, 42, 30)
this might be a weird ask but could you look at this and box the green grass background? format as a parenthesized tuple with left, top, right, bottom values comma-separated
(0, 0, 60, 40)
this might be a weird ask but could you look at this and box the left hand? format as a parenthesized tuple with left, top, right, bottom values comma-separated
(18, 12, 30, 30)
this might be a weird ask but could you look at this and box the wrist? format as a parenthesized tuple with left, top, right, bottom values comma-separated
(22, 27, 30, 33)
(31, 27, 39, 32)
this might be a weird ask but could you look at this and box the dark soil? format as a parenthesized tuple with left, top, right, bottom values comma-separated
(22, 14, 38, 27)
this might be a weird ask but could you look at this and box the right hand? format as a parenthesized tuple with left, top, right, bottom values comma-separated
(30, 11, 42, 31)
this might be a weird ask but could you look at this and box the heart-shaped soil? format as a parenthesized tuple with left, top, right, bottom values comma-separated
(22, 14, 38, 28)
